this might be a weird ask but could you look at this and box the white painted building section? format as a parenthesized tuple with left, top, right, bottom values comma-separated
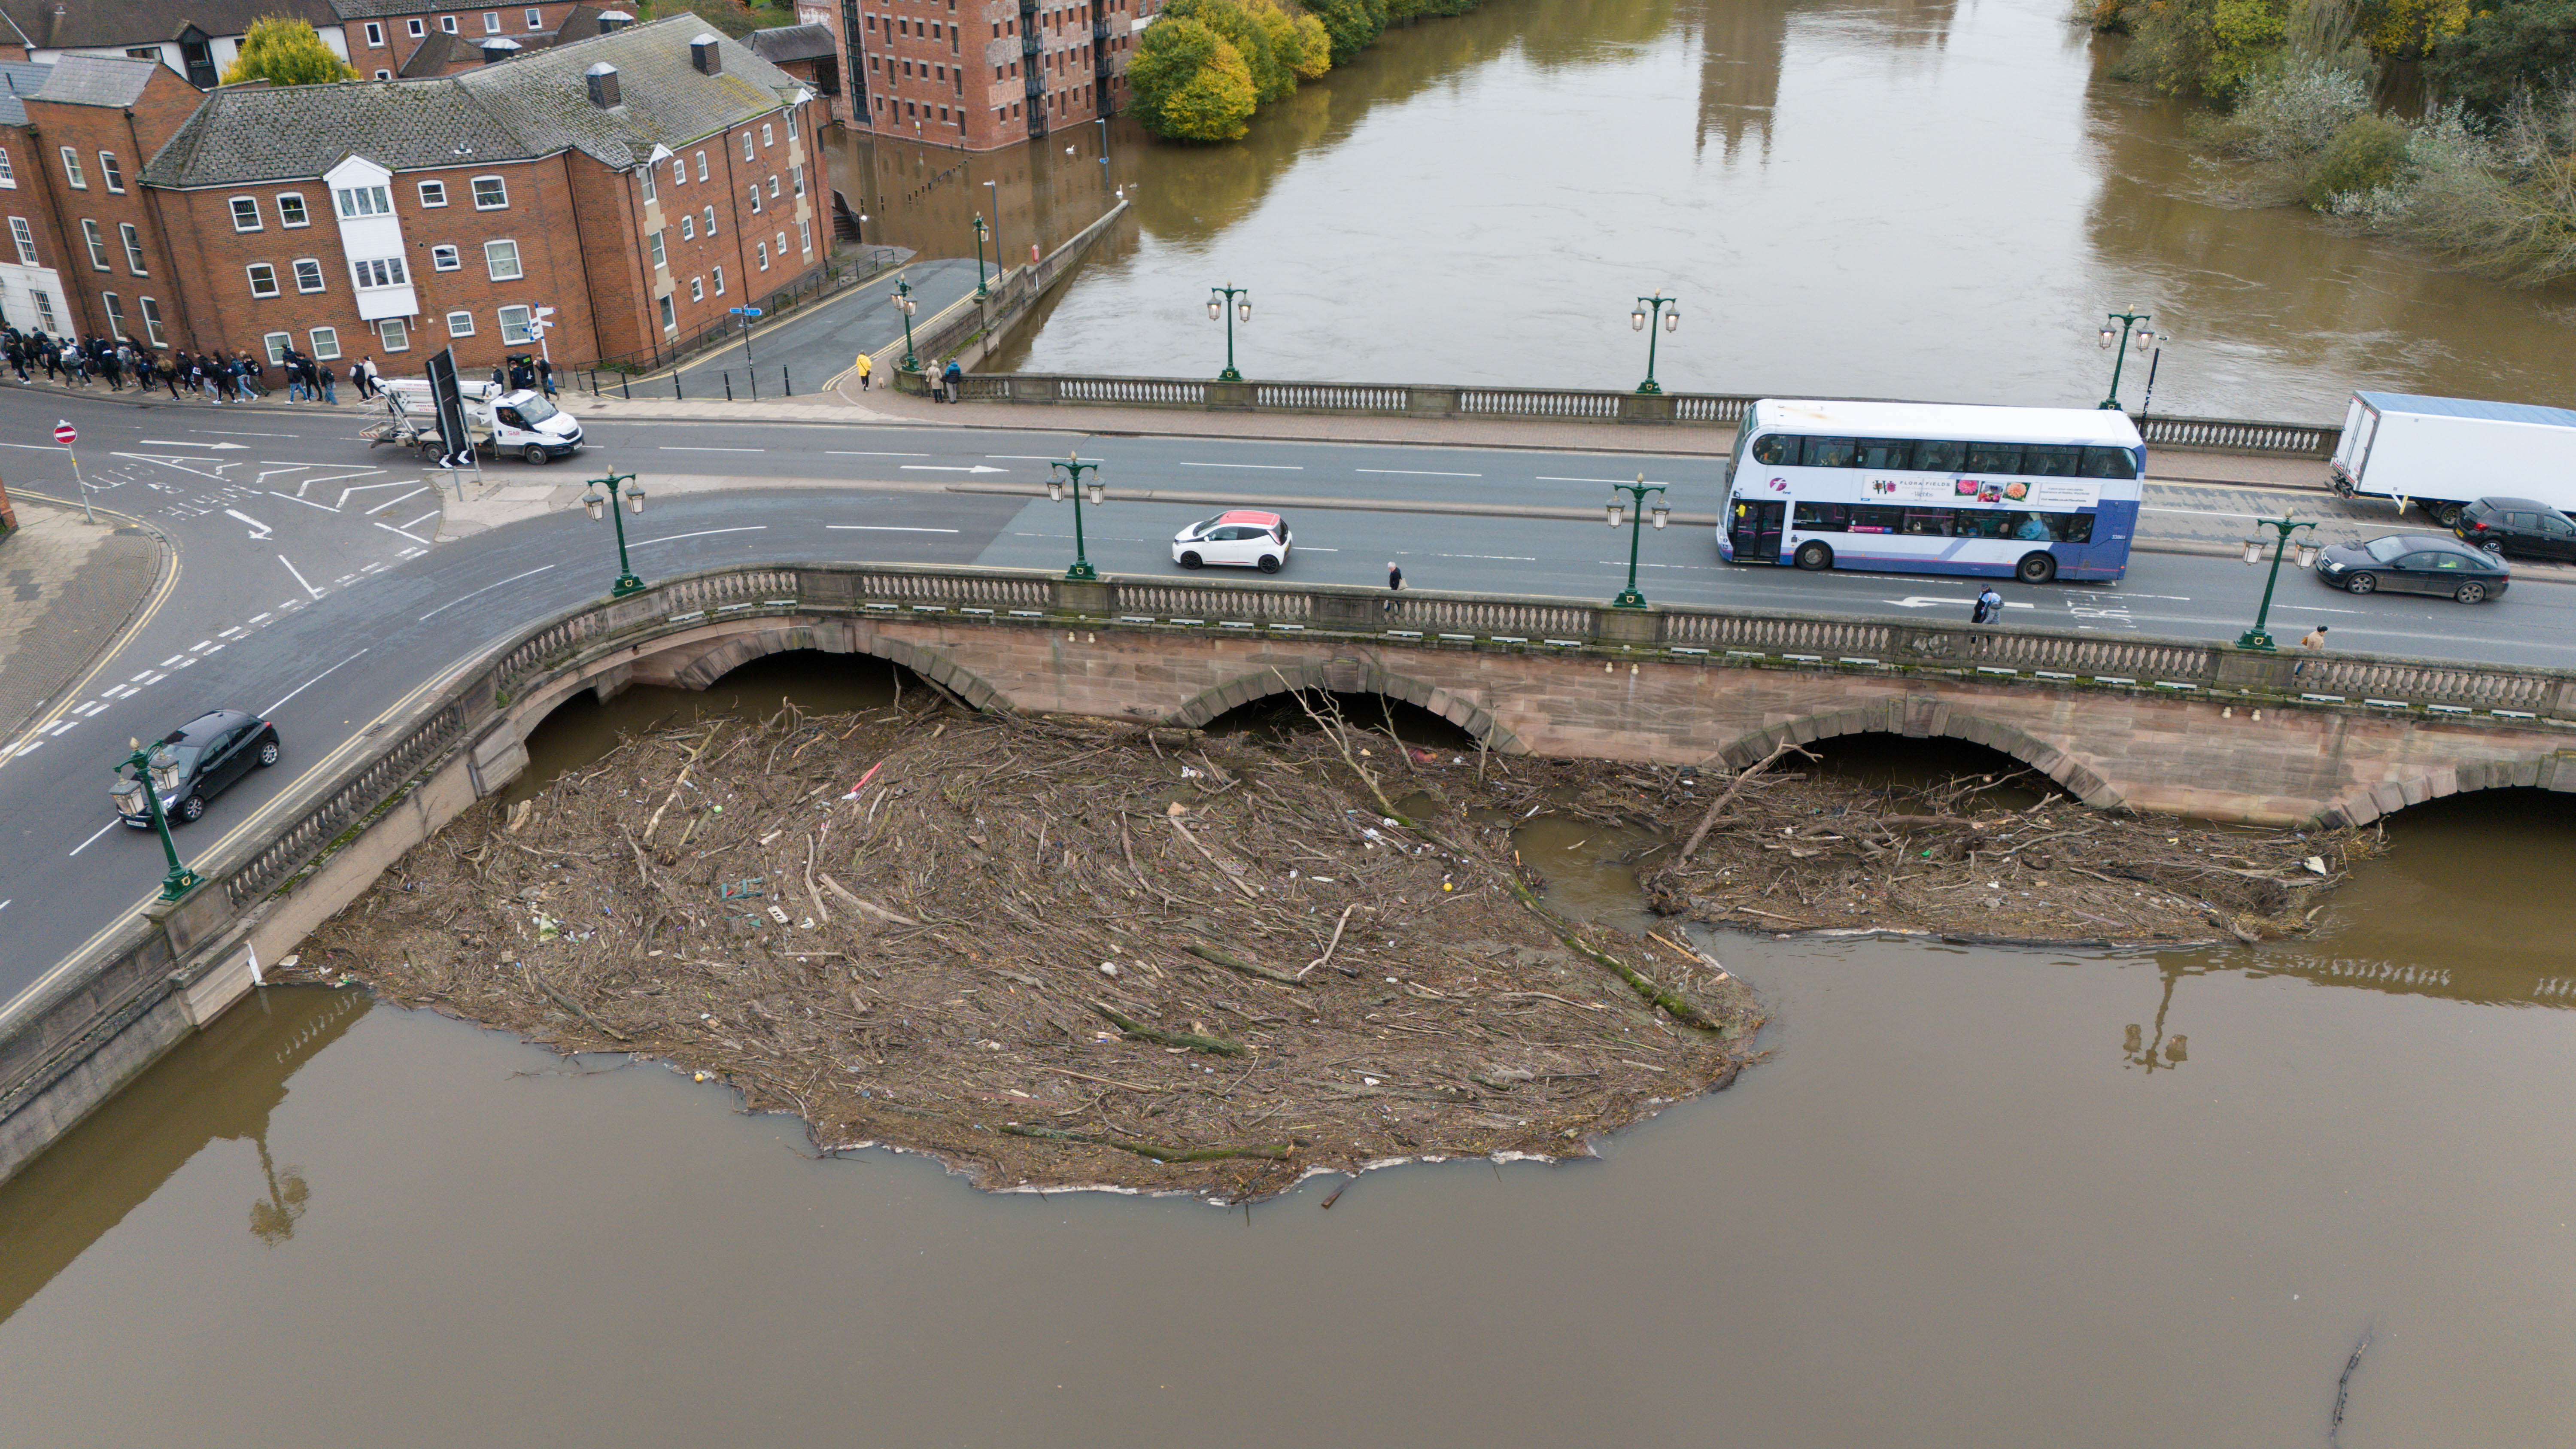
(324, 155, 418, 325)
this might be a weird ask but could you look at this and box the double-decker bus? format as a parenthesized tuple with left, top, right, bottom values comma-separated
(1719, 400, 2146, 583)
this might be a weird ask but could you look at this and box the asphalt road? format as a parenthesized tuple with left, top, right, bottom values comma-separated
(5, 387, 2573, 1015)
(663, 257, 987, 399)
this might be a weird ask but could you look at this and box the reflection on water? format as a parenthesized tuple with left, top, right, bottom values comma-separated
(844, 0, 2576, 418)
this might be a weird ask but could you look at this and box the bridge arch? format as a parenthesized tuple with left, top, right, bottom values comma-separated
(2319, 756, 2573, 827)
(1720, 702, 2126, 810)
(511, 620, 1014, 730)
(1168, 658, 1530, 755)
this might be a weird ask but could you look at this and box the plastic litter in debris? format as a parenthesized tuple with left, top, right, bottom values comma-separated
(1099, 962, 1119, 976)
(766, 904, 791, 925)
(1180, 766, 1202, 778)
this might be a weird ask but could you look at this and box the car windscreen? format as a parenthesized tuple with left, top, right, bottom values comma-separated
(1188, 515, 1222, 535)
(2363, 536, 2409, 563)
(515, 395, 561, 425)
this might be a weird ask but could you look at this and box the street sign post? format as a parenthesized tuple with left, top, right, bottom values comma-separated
(55, 420, 90, 523)
(729, 305, 764, 367)
(530, 304, 557, 378)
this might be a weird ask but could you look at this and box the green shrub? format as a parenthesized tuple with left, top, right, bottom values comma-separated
(2306, 110, 2412, 203)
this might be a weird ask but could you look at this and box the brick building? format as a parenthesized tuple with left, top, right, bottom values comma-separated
(0, 0, 352, 87)
(805, 0, 1150, 153)
(0, 15, 829, 371)
(337, 3, 631, 82)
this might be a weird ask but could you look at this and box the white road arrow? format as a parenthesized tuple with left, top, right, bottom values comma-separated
(140, 439, 246, 449)
(224, 507, 274, 540)
(1889, 595, 2035, 610)
(897, 464, 1009, 474)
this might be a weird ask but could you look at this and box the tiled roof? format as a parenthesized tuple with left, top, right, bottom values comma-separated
(396, 30, 472, 78)
(141, 14, 806, 188)
(0, 61, 51, 127)
(749, 24, 836, 64)
(32, 53, 158, 107)
(0, 0, 337, 47)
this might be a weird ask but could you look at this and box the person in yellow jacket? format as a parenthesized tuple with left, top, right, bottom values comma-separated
(853, 351, 873, 390)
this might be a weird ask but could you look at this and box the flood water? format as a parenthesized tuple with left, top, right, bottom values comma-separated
(830, 0, 2576, 421)
(4, 677, 2574, 1445)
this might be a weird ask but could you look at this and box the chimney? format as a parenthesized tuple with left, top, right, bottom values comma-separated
(479, 36, 520, 64)
(585, 61, 620, 107)
(596, 9, 632, 31)
(690, 32, 721, 75)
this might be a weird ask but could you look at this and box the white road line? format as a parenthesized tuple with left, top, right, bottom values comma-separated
(1404, 552, 1537, 561)
(141, 440, 246, 449)
(246, 612, 271, 624)
(279, 554, 323, 598)
(824, 450, 931, 457)
(988, 455, 1100, 462)
(265, 648, 370, 714)
(628, 525, 767, 548)
(68, 819, 120, 857)
(397, 510, 440, 532)
(1535, 475, 1639, 484)
(0, 901, 10, 913)
(219, 626, 246, 639)
(266, 490, 340, 512)
(374, 520, 431, 544)
(223, 507, 274, 538)
(1176, 461, 1303, 470)
(1357, 468, 1482, 477)
(47, 720, 78, 735)
(659, 446, 767, 452)
(360, 562, 386, 574)
(158, 656, 185, 668)
(362, 486, 431, 515)
(73, 701, 108, 716)
(824, 525, 961, 532)
(189, 640, 217, 653)
(420, 563, 556, 620)
(103, 684, 136, 698)
(194, 430, 297, 437)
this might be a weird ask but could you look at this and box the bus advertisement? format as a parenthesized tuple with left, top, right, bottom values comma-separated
(1719, 400, 2146, 583)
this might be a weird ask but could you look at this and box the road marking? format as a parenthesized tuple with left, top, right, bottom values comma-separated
(103, 684, 136, 698)
(362, 486, 431, 515)
(247, 612, 271, 624)
(0, 902, 10, 914)
(73, 701, 108, 716)
(189, 640, 218, 653)
(265, 648, 370, 714)
(988, 455, 1100, 462)
(160, 656, 185, 667)
(1535, 475, 1640, 484)
(1177, 461, 1303, 470)
(360, 562, 386, 574)
(1403, 552, 1536, 561)
(900, 464, 1008, 474)
(279, 554, 324, 598)
(374, 519, 432, 544)
(142, 439, 246, 449)
(825, 525, 961, 532)
(1888, 595, 2038, 610)
(224, 507, 275, 538)
(219, 626, 246, 639)
(68, 820, 120, 857)
(47, 720, 78, 735)
(420, 563, 556, 620)
(628, 525, 767, 548)
(1357, 468, 1482, 477)
(824, 450, 931, 457)
(659, 446, 767, 452)
(266, 489, 339, 512)
(192, 430, 295, 437)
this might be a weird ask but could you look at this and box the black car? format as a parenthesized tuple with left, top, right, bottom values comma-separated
(2312, 534, 2511, 603)
(2454, 496, 2576, 562)
(114, 709, 280, 826)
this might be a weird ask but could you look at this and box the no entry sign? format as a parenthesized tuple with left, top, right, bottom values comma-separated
(53, 421, 75, 445)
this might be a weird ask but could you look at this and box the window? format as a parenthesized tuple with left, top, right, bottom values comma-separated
(1962, 442, 2023, 474)
(767, 175, 781, 200)
(526, 8, 543, 28)
(407, 18, 425, 37)
(247, 263, 280, 298)
(7, 216, 33, 265)
(376, 70, 392, 80)
(0, 148, 15, 188)
(379, 316, 410, 351)
(741, 132, 754, 161)
(292, 258, 326, 292)
(648, 230, 665, 268)
(138, 296, 164, 346)
(334, 185, 390, 218)
(277, 192, 308, 227)
(671, 157, 686, 187)
(431, 244, 462, 271)
(483, 12, 501, 31)
(418, 180, 448, 208)
(120, 223, 144, 274)
(700, 205, 715, 236)
(351, 256, 408, 288)
(98, 152, 123, 193)
(33, 289, 58, 332)
(756, 240, 769, 270)
(688, 276, 703, 302)
(484, 238, 522, 280)
(639, 166, 655, 204)
(440, 15, 458, 33)
(775, 229, 785, 254)
(80, 220, 107, 270)
(679, 214, 694, 240)
(658, 294, 676, 331)
(761, 123, 773, 147)
(695, 150, 708, 182)
(2078, 446, 2139, 480)
(102, 293, 123, 338)
(231, 195, 262, 230)
(748, 183, 762, 214)
(498, 304, 534, 343)
(59, 148, 84, 188)
(798, 219, 811, 256)
(445, 310, 476, 337)
(257, 331, 289, 363)
(365, 21, 384, 46)
(471, 175, 507, 209)
(310, 326, 341, 359)
(791, 164, 805, 197)
(711, 265, 724, 295)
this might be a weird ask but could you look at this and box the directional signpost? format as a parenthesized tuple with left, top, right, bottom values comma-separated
(54, 420, 91, 523)
(730, 305, 763, 369)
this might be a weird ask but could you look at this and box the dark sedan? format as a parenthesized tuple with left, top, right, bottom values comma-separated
(2313, 534, 2510, 603)
(2454, 497, 2576, 562)
(114, 709, 280, 826)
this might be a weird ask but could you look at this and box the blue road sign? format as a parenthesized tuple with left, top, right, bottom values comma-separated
(730, 306, 764, 318)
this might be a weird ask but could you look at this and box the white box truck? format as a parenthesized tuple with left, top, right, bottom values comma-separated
(2329, 391, 2576, 526)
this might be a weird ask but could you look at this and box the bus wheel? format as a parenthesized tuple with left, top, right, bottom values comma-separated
(2015, 552, 2058, 584)
(1793, 541, 1832, 571)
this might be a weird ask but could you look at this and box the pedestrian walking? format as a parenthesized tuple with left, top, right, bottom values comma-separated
(352, 355, 376, 400)
(853, 351, 872, 390)
(2300, 624, 2328, 650)
(941, 359, 962, 403)
(1385, 561, 1405, 616)
(362, 355, 382, 399)
(319, 365, 338, 404)
(160, 356, 182, 400)
(536, 356, 554, 397)
(1971, 584, 2003, 624)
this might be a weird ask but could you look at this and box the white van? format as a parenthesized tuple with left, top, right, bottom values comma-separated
(378, 379, 584, 464)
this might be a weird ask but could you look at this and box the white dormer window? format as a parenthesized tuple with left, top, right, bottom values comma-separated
(483, 12, 501, 32)
(408, 18, 425, 37)
(365, 21, 385, 47)
(352, 256, 409, 289)
(335, 184, 392, 218)
(440, 16, 459, 33)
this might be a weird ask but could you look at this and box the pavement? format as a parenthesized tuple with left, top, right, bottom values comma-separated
(0, 494, 167, 741)
(655, 256, 987, 403)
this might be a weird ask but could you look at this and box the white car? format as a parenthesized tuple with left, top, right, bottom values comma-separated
(1173, 510, 1294, 572)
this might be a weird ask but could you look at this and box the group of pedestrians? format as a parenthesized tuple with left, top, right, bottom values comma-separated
(490, 353, 556, 397)
(0, 325, 392, 405)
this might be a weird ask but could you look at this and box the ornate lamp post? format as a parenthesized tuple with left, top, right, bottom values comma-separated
(580, 471, 648, 598)
(971, 213, 991, 299)
(891, 279, 921, 375)
(1631, 294, 1680, 395)
(114, 738, 202, 902)
(1047, 450, 1105, 581)
(2235, 513, 2318, 650)
(2097, 307, 2154, 410)
(1208, 284, 1250, 382)
(1604, 472, 1671, 609)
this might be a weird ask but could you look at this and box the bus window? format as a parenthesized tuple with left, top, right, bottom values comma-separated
(1790, 501, 1849, 531)
(1902, 509, 1953, 536)
(1751, 434, 1796, 465)
(1847, 505, 1901, 533)
(1955, 511, 2010, 539)
(1913, 439, 1965, 472)
(2056, 513, 2094, 543)
(2079, 446, 2138, 479)
(1856, 438, 1912, 469)
(1805, 437, 1859, 468)
(1965, 442, 2023, 474)
(2021, 444, 2083, 476)
(2011, 513, 2058, 541)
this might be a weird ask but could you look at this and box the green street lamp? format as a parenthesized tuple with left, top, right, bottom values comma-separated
(2097, 307, 2154, 411)
(2234, 513, 2318, 651)
(1208, 284, 1250, 382)
(1047, 450, 1105, 582)
(114, 737, 202, 902)
(581, 471, 648, 598)
(1631, 293, 1680, 395)
(892, 278, 921, 375)
(971, 213, 991, 299)
(1604, 472, 1671, 609)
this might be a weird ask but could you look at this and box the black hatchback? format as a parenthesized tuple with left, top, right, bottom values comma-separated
(2454, 497, 2576, 562)
(114, 709, 280, 826)
(2312, 534, 2511, 603)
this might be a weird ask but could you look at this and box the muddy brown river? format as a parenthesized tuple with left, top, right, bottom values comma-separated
(3, 657, 2573, 1445)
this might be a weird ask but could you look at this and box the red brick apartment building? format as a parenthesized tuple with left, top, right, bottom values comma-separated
(0, 13, 829, 371)
(805, 0, 1151, 152)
